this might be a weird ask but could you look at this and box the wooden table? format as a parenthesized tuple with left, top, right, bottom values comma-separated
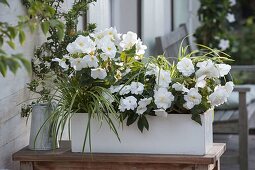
(13, 141, 225, 170)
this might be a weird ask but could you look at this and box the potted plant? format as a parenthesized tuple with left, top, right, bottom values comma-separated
(50, 28, 233, 155)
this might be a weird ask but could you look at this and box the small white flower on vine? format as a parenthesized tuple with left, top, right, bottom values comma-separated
(83, 55, 99, 68)
(154, 109, 168, 118)
(118, 96, 137, 112)
(119, 85, 131, 95)
(177, 57, 195, 76)
(120, 31, 138, 50)
(91, 68, 107, 79)
(196, 60, 220, 78)
(229, 0, 236, 6)
(52, 57, 68, 69)
(156, 69, 172, 88)
(136, 38, 147, 55)
(74, 35, 96, 54)
(183, 88, 202, 109)
(226, 13, 235, 23)
(136, 97, 152, 115)
(172, 82, 189, 92)
(130, 82, 144, 95)
(216, 64, 231, 77)
(219, 39, 230, 51)
(154, 88, 174, 110)
(69, 57, 87, 71)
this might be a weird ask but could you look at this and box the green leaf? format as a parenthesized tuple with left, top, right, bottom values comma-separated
(126, 114, 138, 126)
(137, 117, 144, 132)
(0, 56, 7, 76)
(19, 30, 26, 45)
(8, 27, 17, 39)
(0, 0, 10, 7)
(191, 113, 202, 125)
(137, 116, 149, 132)
(56, 27, 64, 40)
(13, 54, 31, 74)
(7, 41, 15, 49)
(41, 21, 50, 35)
(6, 58, 20, 74)
(0, 36, 3, 47)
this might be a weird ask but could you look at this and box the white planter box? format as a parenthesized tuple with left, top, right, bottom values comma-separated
(71, 109, 213, 155)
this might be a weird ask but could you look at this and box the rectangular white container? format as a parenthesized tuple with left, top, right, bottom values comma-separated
(71, 109, 213, 155)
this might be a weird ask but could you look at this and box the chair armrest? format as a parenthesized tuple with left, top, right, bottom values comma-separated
(233, 87, 250, 93)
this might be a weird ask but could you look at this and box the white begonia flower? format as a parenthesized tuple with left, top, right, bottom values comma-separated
(183, 88, 202, 109)
(219, 39, 230, 51)
(66, 42, 79, 54)
(119, 85, 131, 95)
(177, 57, 195, 76)
(145, 63, 159, 76)
(156, 69, 172, 88)
(195, 75, 207, 88)
(130, 82, 144, 95)
(196, 59, 220, 78)
(216, 64, 231, 77)
(69, 57, 87, 71)
(118, 96, 138, 112)
(120, 31, 138, 50)
(91, 68, 107, 79)
(225, 81, 234, 94)
(52, 57, 68, 69)
(154, 109, 168, 118)
(226, 13, 235, 23)
(172, 82, 189, 92)
(229, 0, 236, 6)
(83, 55, 99, 68)
(136, 97, 152, 115)
(154, 88, 174, 110)
(209, 86, 229, 107)
(74, 35, 96, 54)
(136, 38, 147, 55)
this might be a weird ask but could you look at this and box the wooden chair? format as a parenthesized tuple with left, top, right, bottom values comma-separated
(155, 24, 255, 170)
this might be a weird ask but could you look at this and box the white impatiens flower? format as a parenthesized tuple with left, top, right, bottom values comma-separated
(136, 97, 152, 115)
(229, 0, 236, 6)
(195, 75, 207, 88)
(101, 40, 117, 60)
(145, 63, 159, 76)
(154, 109, 168, 118)
(69, 57, 87, 71)
(130, 82, 144, 95)
(74, 35, 96, 54)
(196, 60, 220, 78)
(177, 57, 195, 76)
(183, 88, 202, 109)
(52, 56, 69, 69)
(120, 31, 138, 50)
(219, 39, 230, 51)
(119, 85, 131, 95)
(118, 96, 137, 112)
(66, 42, 79, 54)
(136, 38, 147, 55)
(91, 68, 107, 79)
(83, 55, 99, 68)
(154, 88, 174, 110)
(226, 13, 235, 23)
(172, 82, 189, 92)
(216, 64, 231, 77)
(156, 69, 172, 88)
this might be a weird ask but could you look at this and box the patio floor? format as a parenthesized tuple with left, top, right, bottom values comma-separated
(214, 134, 255, 170)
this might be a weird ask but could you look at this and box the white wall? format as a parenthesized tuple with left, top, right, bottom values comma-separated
(142, 0, 171, 55)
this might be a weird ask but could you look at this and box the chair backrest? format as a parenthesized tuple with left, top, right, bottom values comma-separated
(155, 24, 192, 61)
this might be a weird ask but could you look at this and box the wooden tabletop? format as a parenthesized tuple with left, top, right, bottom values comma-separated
(13, 142, 225, 165)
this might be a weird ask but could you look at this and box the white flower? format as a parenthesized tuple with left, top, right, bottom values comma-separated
(120, 31, 138, 50)
(69, 57, 87, 71)
(154, 88, 174, 110)
(104, 27, 121, 42)
(219, 39, 230, 51)
(172, 82, 189, 92)
(226, 13, 235, 23)
(136, 38, 147, 55)
(136, 97, 152, 115)
(52, 57, 68, 69)
(91, 68, 107, 79)
(66, 42, 79, 54)
(195, 75, 207, 88)
(118, 96, 137, 112)
(216, 64, 231, 77)
(109, 85, 120, 93)
(130, 82, 144, 95)
(154, 109, 168, 118)
(177, 57, 195, 76)
(229, 0, 236, 6)
(101, 40, 117, 60)
(209, 86, 228, 107)
(196, 60, 220, 78)
(83, 55, 99, 68)
(145, 63, 159, 76)
(156, 69, 172, 88)
(119, 85, 131, 95)
(183, 88, 202, 109)
(74, 35, 96, 54)
(225, 81, 234, 95)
